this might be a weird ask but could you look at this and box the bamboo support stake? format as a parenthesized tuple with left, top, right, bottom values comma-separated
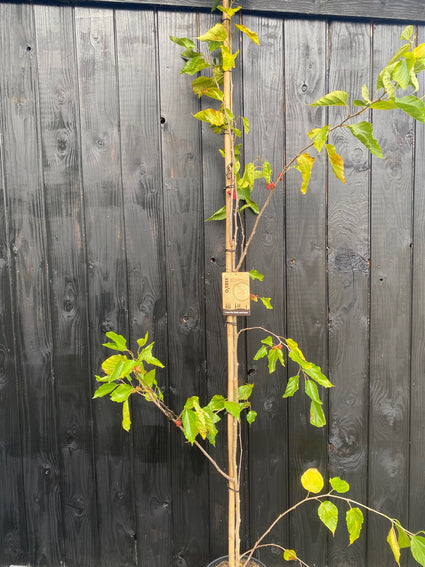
(222, 2, 240, 567)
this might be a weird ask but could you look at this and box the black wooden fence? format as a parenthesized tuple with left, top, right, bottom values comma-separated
(1, 1, 425, 566)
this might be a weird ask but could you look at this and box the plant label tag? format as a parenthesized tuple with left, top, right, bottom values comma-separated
(222, 272, 250, 316)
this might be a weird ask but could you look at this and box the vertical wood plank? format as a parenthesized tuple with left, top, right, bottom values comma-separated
(158, 11, 209, 567)
(74, 8, 136, 566)
(115, 9, 172, 566)
(368, 23, 413, 567)
(243, 14, 287, 567)
(0, 4, 63, 565)
(34, 5, 98, 566)
(327, 21, 370, 566)
(0, 15, 28, 561)
(284, 19, 328, 566)
(408, 23, 425, 541)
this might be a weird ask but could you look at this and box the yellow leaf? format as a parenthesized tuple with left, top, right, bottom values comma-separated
(387, 526, 401, 566)
(283, 549, 297, 561)
(301, 468, 324, 493)
(101, 354, 128, 375)
(235, 24, 260, 45)
(326, 144, 345, 184)
(413, 43, 425, 58)
(294, 153, 315, 194)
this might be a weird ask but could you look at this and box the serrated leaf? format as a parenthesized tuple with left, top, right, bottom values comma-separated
(326, 144, 345, 184)
(304, 363, 334, 388)
(294, 153, 315, 194)
(362, 84, 370, 103)
(394, 95, 425, 123)
(246, 410, 257, 424)
(347, 121, 384, 158)
(192, 76, 220, 97)
(194, 108, 225, 126)
(411, 536, 425, 566)
(263, 160, 272, 182)
(238, 383, 254, 401)
(346, 507, 364, 545)
(122, 399, 131, 432)
(400, 25, 414, 41)
(93, 382, 117, 399)
(249, 269, 264, 281)
(305, 380, 322, 403)
(221, 46, 239, 71)
(235, 24, 260, 45)
(197, 23, 227, 42)
(308, 125, 330, 153)
(180, 55, 210, 75)
(318, 501, 338, 536)
(170, 36, 195, 49)
(283, 549, 297, 561)
(382, 68, 396, 98)
(268, 347, 284, 374)
(253, 345, 268, 360)
(330, 477, 350, 493)
(110, 384, 133, 403)
(387, 526, 401, 566)
(104, 331, 127, 351)
(311, 90, 348, 107)
(206, 206, 226, 221)
(310, 400, 326, 427)
(260, 297, 273, 310)
(393, 58, 410, 90)
(301, 468, 324, 493)
(283, 375, 299, 398)
(224, 400, 242, 420)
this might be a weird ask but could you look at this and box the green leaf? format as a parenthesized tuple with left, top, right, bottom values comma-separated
(304, 362, 334, 388)
(224, 400, 242, 420)
(103, 331, 127, 351)
(301, 468, 324, 493)
(294, 153, 315, 194)
(217, 5, 242, 17)
(142, 369, 156, 388)
(122, 399, 131, 432)
(395, 521, 411, 549)
(370, 100, 398, 110)
(389, 43, 411, 65)
(262, 335, 274, 347)
(95, 374, 110, 383)
(410, 536, 425, 566)
(311, 90, 348, 107)
(170, 36, 195, 49)
(180, 55, 210, 75)
(308, 125, 330, 153)
(208, 394, 226, 412)
(139, 343, 165, 368)
(310, 400, 326, 427)
(400, 25, 414, 41)
(235, 24, 260, 45)
(387, 526, 401, 566)
(283, 549, 298, 561)
(246, 410, 257, 424)
(318, 501, 338, 536)
(102, 354, 128, 376)
(326, 144, 345, 184)
(249, 269, 264, 281)
(393, 58, 410, 90)
(110, 384, 133, 403)
(394, 95, 425, 123)
(182, 408, 198, 444)
(198, 23, 227, 42)
(137, 333, 149, 348)
(238, 383, 254, 401)
(206, 205, 226, 221)
(283, 375, 300, 398)
(362, 84, 370, 103)
(305, 380, 322, 403)
(242, 116, 250, 134)
(208, 40, 223, 53)
(253, 345, 268, 360)
(330, 477, 350, 493)
(353, 99, 368, 107)
(260, 296, 273, 310)
(346, 508, 364, 545)
(268, 347, 284, 374)
(263, 160, 272, 182)
(211, 0, 221, 12)
(93, 382, 117, 399)
(221, 46, 239, 71)
(347, 121, 384, 158)
(193, 108, 225, 126)
(192, 77, 223, 100)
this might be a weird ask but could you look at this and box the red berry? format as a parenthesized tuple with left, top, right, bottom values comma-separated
(175, 419, 182, 428)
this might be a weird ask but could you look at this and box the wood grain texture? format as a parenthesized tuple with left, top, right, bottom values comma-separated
(284, 18, 329, 566)
(34, 6, 98, 566)
(242, 15, 288, 567)
(326, 21, 371, 567)
(74, 8, 136, 566)
(0, 22, 28, 563)
(408, 24, 425, 542)
(70, 0, 425, 23)
(158, 11, 209, 567)
(367, 23, 414, 567)
(115, 9, 172, 567)
(0, 3, 63, 565)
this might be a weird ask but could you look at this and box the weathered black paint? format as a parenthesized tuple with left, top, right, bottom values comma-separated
(0, 2, 424, 566)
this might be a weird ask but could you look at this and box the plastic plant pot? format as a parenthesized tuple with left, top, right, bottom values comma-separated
(207, 556, 267, 567)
